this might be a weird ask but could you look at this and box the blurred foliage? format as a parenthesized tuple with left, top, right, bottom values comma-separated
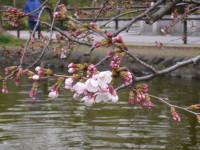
(0, 34, 25, 45)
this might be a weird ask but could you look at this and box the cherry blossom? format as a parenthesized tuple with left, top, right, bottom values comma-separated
(97, 71, 112, 88)
(95, 92, 111, 103)
(73, 82, 86, 94)
(32, 75, 40, 81)
(85, 78, 99, 92)
(65, 78, 74, 90)
(48, 91, 59, 99)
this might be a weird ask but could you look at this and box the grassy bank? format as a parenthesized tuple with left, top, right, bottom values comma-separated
(1, 38, 200, 57)
(0, 35, 26, 46)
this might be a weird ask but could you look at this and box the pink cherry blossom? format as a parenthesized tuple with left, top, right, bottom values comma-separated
(48, 91, 59, 99)
(65, 78, 74, 90)
(68, 68, 76, 73)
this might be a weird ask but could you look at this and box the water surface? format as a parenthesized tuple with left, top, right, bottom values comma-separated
(0, 76, 199, 150)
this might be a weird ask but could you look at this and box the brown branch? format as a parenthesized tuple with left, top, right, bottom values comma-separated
(183, 0, 200, 4)
(113, 0, 166, 36)
(100, 9, 146, 28)
(116, 55, 200, 90)
(146, 0, 182, 24)
(122, 48, 158, 74)
(93, 0, 109, 22)
(148, 94, 200, 116)
(40, 21, 92, 47)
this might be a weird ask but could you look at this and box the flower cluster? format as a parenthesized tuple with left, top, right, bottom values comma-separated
(4, 8, 25, 27)
(27, 67, 53, 99)
(1, 83, 8, 93)
(171, 9, 179, 19)
(48, 77, 65, 99)
(129, 84, 153, 108)
(171, 107, 181, 121)
(65, 70, 118, 106)
(161, 25, 170, 35)
(54, 4, 67, 20)
(188, 104, 200, 111)
(53, 47, 67, 59)
(155, 41, 163, 49)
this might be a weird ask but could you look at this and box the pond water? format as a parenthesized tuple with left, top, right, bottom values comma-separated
(0, 76, 199, 150)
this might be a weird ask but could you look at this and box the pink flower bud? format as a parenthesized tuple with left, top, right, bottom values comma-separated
(48, 91, 59, 99)
(54, 12, 61, 19)
(1, 86, 8, 93)
(106, 32, 113, 38)
(68, 68, 76, 73)
(146, 100, 153, 108)
(88, 64, 96, 71)
(171, 107, 181, 121)
(29, 89, 37, 100)
(107, 51, 114, 57)
(90, 22, 97, 28)
(58, 4, 65, 9)
(93, 42, 101, 48)
(129, 98, 135, 104)
(109, 61, 119, 69)
(113, 54, 121, 61)
(14, 78, 20, 86)
(68, 62, 76, 68)
(35, 66, 42, 72)
(112, 36, 123, 43)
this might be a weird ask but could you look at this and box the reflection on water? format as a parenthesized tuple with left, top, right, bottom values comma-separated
(0, 77, 199, 150)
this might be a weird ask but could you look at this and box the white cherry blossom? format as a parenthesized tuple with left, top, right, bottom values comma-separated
(85, 78, 99, 92)
(95, 92, 111, 103)
(73, 82, 86, 94)
(32, 75, 40, 81)
(81, 96, 95, 106)
(110, 94, 118, 103)
(97, 71, 112, 88)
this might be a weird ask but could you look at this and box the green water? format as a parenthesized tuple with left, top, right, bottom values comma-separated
(0, 76, 199, 150)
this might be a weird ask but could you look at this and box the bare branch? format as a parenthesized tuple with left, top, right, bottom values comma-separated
(40, 21, 92, 47)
